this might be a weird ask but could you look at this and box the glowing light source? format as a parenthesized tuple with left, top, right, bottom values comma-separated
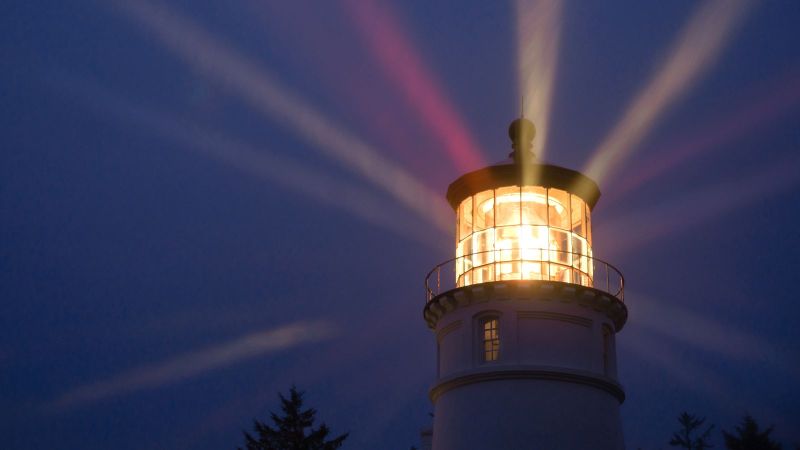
(455, 186, 592, 287)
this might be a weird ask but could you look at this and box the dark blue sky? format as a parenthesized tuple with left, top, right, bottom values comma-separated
(2, 1, 799, 449)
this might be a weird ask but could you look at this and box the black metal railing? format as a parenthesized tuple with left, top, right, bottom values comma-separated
(424, 248, 624, 303)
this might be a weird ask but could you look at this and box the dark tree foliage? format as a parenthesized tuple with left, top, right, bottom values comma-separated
(239, 386, 348, 450)
(722, 415, 782, 450)
(669, 412, 715, 450)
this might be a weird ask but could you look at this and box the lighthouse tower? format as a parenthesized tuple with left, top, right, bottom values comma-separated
(423, 118, 627, 450)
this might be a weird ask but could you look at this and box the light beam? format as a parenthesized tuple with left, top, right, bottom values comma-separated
(341, 0, 485, 171)
(599, 153, 800, 257)
(585, 0, 752, 185)
(60, 78, 446, 249)
(608, 71, 800, 200)
(111, 0, 453, 233)
(515, 0, 564, 160)
(629, 292, 787, 365)
(621, 326, 750, 412)
(46, 321, 336, 411)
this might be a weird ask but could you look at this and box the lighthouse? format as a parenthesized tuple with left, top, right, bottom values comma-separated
(423, 118, 627, 450)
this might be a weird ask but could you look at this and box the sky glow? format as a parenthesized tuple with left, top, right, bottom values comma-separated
(2, 1, 799, 449)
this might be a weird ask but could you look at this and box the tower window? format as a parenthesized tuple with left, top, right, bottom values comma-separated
(481, 318, 500, 362)
(602, 325, 613, 375)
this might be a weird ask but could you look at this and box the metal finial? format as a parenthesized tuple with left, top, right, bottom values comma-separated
(508, 117, 536, 164)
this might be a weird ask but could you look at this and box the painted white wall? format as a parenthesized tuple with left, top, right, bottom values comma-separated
(430, 298, 624, 450)
(432, 378, 624, 450)
(435, 300, 617, 379)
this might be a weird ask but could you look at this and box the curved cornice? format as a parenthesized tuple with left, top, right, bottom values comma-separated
(423, 280, 628, 331)
(430, 365, 626, 404)
(446, 163, 601, 210)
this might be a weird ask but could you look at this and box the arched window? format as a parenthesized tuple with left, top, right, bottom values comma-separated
(480, 317, 500, 363)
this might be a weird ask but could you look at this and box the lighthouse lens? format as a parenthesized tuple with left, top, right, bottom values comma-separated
(456, 187, 593, 288)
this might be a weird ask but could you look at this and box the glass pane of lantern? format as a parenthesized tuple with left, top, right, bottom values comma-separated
(495, 186, 521, 226)
(547, 188, 571, 230)
(521, 259, 546, 281)
(517, 224, 544, 260)
(472, 228, 495, 266)
(497, 261, 521, 280)
(585, 203, 592, 247)
(495, 226, 520, 262)
(473, 190, 495, 231)
(462, 236, 474, 272)
(521, 186, 547, 225)
(571, 235, 588, 275)
(573, 269, 589, 287)
(549, 228, 571, 265)
(572, 234, 586, 254)
(572, 235, 587, 264)
(549, 261, 570, 282)
(455, 239, 464, 285)
(462, 269, 473, 286)
(570, 195, 585, 237)
(474, 264, 494, 284)
(459, 196, 473, 240)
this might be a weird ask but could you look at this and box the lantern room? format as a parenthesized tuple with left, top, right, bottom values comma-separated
(454, 185, 592, 287)
(445, 117, 601, 290)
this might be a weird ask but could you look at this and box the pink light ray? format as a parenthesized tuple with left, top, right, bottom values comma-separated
(608, 70, 800, 201)
(598, 152, 800, 258)
(247, 2, 446, 181)
(111, 0, 454, 233)
(342, 0, 486, 172)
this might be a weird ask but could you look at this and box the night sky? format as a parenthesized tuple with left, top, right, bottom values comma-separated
(2, 1, 800, 449)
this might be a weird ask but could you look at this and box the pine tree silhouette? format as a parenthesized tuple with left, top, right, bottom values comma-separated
(240, 386, 348, 450)
(722, 414, 782, 450)
(669, 412, 714, 450)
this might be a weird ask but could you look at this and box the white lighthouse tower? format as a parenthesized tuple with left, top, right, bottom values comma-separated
(423, 118, 627, 450)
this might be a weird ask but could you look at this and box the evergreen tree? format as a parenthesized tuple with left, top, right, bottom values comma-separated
(240, 386, 348, 450)
(669, 412, 715, 450)
(722, 415, 782, 450)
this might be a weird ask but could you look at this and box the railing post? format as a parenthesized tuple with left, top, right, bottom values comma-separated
(605, 264, 610, 294)
(437, 267, 440, 294)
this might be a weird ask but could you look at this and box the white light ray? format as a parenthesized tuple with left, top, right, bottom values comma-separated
(621, 327, 732, 400)
(62, 78, 445, 249)
(110, 0, 453, 233)
(621, 325, 784, 424)
(47, 321, 336, 411)
(515, 0, 563, 160)
(585, 0, 751, 184)
(599, 154, 800, 257)
(629, 292, 785, 364)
